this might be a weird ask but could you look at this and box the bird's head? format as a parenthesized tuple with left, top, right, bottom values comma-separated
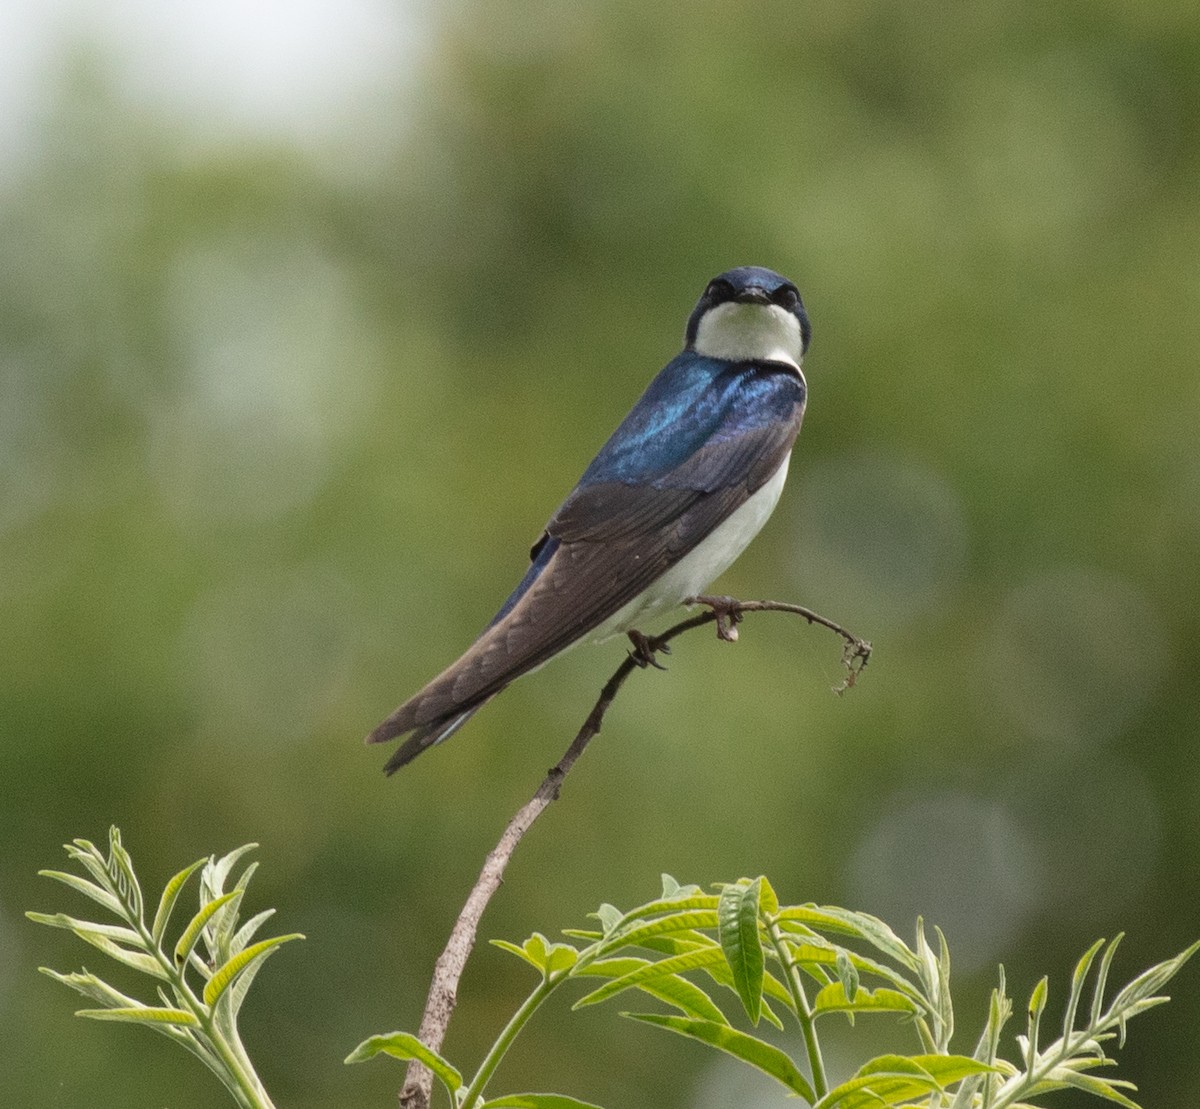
(685, 266, 811, 368)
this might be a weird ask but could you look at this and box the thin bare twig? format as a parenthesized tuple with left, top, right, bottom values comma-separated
(398, 596, 870, 1108)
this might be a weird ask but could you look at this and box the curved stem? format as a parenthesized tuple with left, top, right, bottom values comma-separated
(460, 976, 561, 1108)
(399, 596, 869, 1108)
(767, 920, 828, 1100)
(134, 915, 274, 1109)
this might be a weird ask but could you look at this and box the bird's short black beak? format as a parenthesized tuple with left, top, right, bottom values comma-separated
(732, 286, 771, 305)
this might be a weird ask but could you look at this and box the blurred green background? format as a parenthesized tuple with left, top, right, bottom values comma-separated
(2, 1, 1198, 1106)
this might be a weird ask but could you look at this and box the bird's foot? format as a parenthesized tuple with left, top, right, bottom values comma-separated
(627, 629, 670, 670)
(687, 594, 744, 642)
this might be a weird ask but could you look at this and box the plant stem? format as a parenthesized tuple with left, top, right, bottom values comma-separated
(460, 976, 560, 1108)
(767, 920, 828, 1100)
(133, 914, 275, 1109)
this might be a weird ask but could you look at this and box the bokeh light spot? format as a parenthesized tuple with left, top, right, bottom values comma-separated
(848, 790, 1043, 972)
(983, 567, 1167, 747)
(788, 453, 969, 627)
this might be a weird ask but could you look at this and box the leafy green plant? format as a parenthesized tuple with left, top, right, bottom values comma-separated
(29, 835, 1196, 1109)
(28, 828, 302, 1109)
(351, 875, 1198, 1109)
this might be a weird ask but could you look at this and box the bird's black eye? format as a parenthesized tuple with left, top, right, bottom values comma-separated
(706, 279, 735, 302)
(772, 285, 800, 311)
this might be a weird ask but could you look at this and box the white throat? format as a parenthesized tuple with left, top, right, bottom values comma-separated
(692, 302, 803, 368)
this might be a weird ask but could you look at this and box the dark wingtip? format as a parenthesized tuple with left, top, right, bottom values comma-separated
(365, 707, 412, 747)
(382, 734, 428, 775)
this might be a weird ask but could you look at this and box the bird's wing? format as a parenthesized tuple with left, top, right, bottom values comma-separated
(369, 360, 804, 765)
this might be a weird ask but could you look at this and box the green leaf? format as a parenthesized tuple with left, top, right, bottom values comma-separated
(231, 908, 277, 955)
(775, 907, 919, 970)
(573, 947, 727, 1008)
(1053, 1069, 1142, 1109)
(105, 827, 144, 922)
(492, 939, 545, 971)
(784, 941, 924, 1005)
(151, 858, 206, 945)
(75, 1006, 200, 1027)
(26, 912, 144, 948)
(574, 957, 728, 1024)
(757, 877, 780, 917)
(173, 891, 240, 967)
(599, 910, 721, 953)
(610, 896, 720, 926)
(203, 933, 303, 1007)
(524, 933, 550, 970)
(38, 967, 146, 1010)
(345, 1031, 463, 1098)
(481, 1095, 606, 1109)
(545, 942, 579, 975)
(592, 903, 622, 934)
(28, 916, 166, 979)
(815, 1054, 992, 1109)
(36, 870, 124, 918)
(836, 948, 860, 1003)
(623, 1012, 815, 1102)
(1026, 976, 1049, 1068)
(63, 839, 111, 892)
(718, 879, 765, 1025)
(812, 982, 916, 1018)
(1090, 936, 1124, 1027)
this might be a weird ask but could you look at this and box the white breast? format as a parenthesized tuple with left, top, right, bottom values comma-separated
(590, 451, 792, 641)
(692, 302, 803, 368)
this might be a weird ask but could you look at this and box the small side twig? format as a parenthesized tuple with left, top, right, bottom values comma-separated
(398, 597, 870, 1108)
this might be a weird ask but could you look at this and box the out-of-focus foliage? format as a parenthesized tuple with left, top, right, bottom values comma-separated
(2, 2, 1198, 1106)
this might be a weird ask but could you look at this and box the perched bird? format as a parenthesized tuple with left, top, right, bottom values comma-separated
(369, 266, 810, 772)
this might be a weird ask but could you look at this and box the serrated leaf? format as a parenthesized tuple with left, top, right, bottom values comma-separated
(718, 879, 764, 1025)
(75, 1006, 200, 1027)
(623, 1012, 814, 1102)
(573, 947, 727, 1008)
(813, 982, 916, 1017)
(26, 912, 145, 948)
(1091, 936, 1124, 1026)
(345, 1031, 463, 1097)
(774, 907, 919, 970)
(493, 939, 544, 971)
(593, 903, 622, 934)
(610, 896, 720, 927)
(785, 941, 924, 1005)
(599, 910, 721, 954)
(36, 870, 125, 918)
(151, 858, 206, 945)
(106, 828, 143, 922)
(231, 908, 276, 954)
(523, 933, 550, 970)
(815, 1054, 992, 1109)
(201, 844, 258, 902)
(64, 840, 111, 891)
(1054, 1070, 1141, 1109)
(545, 943, 579, 975)
(481, 1095, 606, 1108)
(173, 892, 240, 967)
(836, 949, 860, 1003)
(1027, 976, 1049, 1068)
(29, 919, 166, 979)
(575, 957, 728, 1024)
(38, 967, 145, 1010)
(1060, 938, 1105, 1040)
(203, 933, 303, 1007)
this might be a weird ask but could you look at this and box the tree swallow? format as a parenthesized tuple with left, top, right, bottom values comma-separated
(369, 266, 810, 772)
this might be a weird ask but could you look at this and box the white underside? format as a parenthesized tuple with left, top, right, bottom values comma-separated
(589, 450, 791, 641)
(692, 302, 803, 368)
